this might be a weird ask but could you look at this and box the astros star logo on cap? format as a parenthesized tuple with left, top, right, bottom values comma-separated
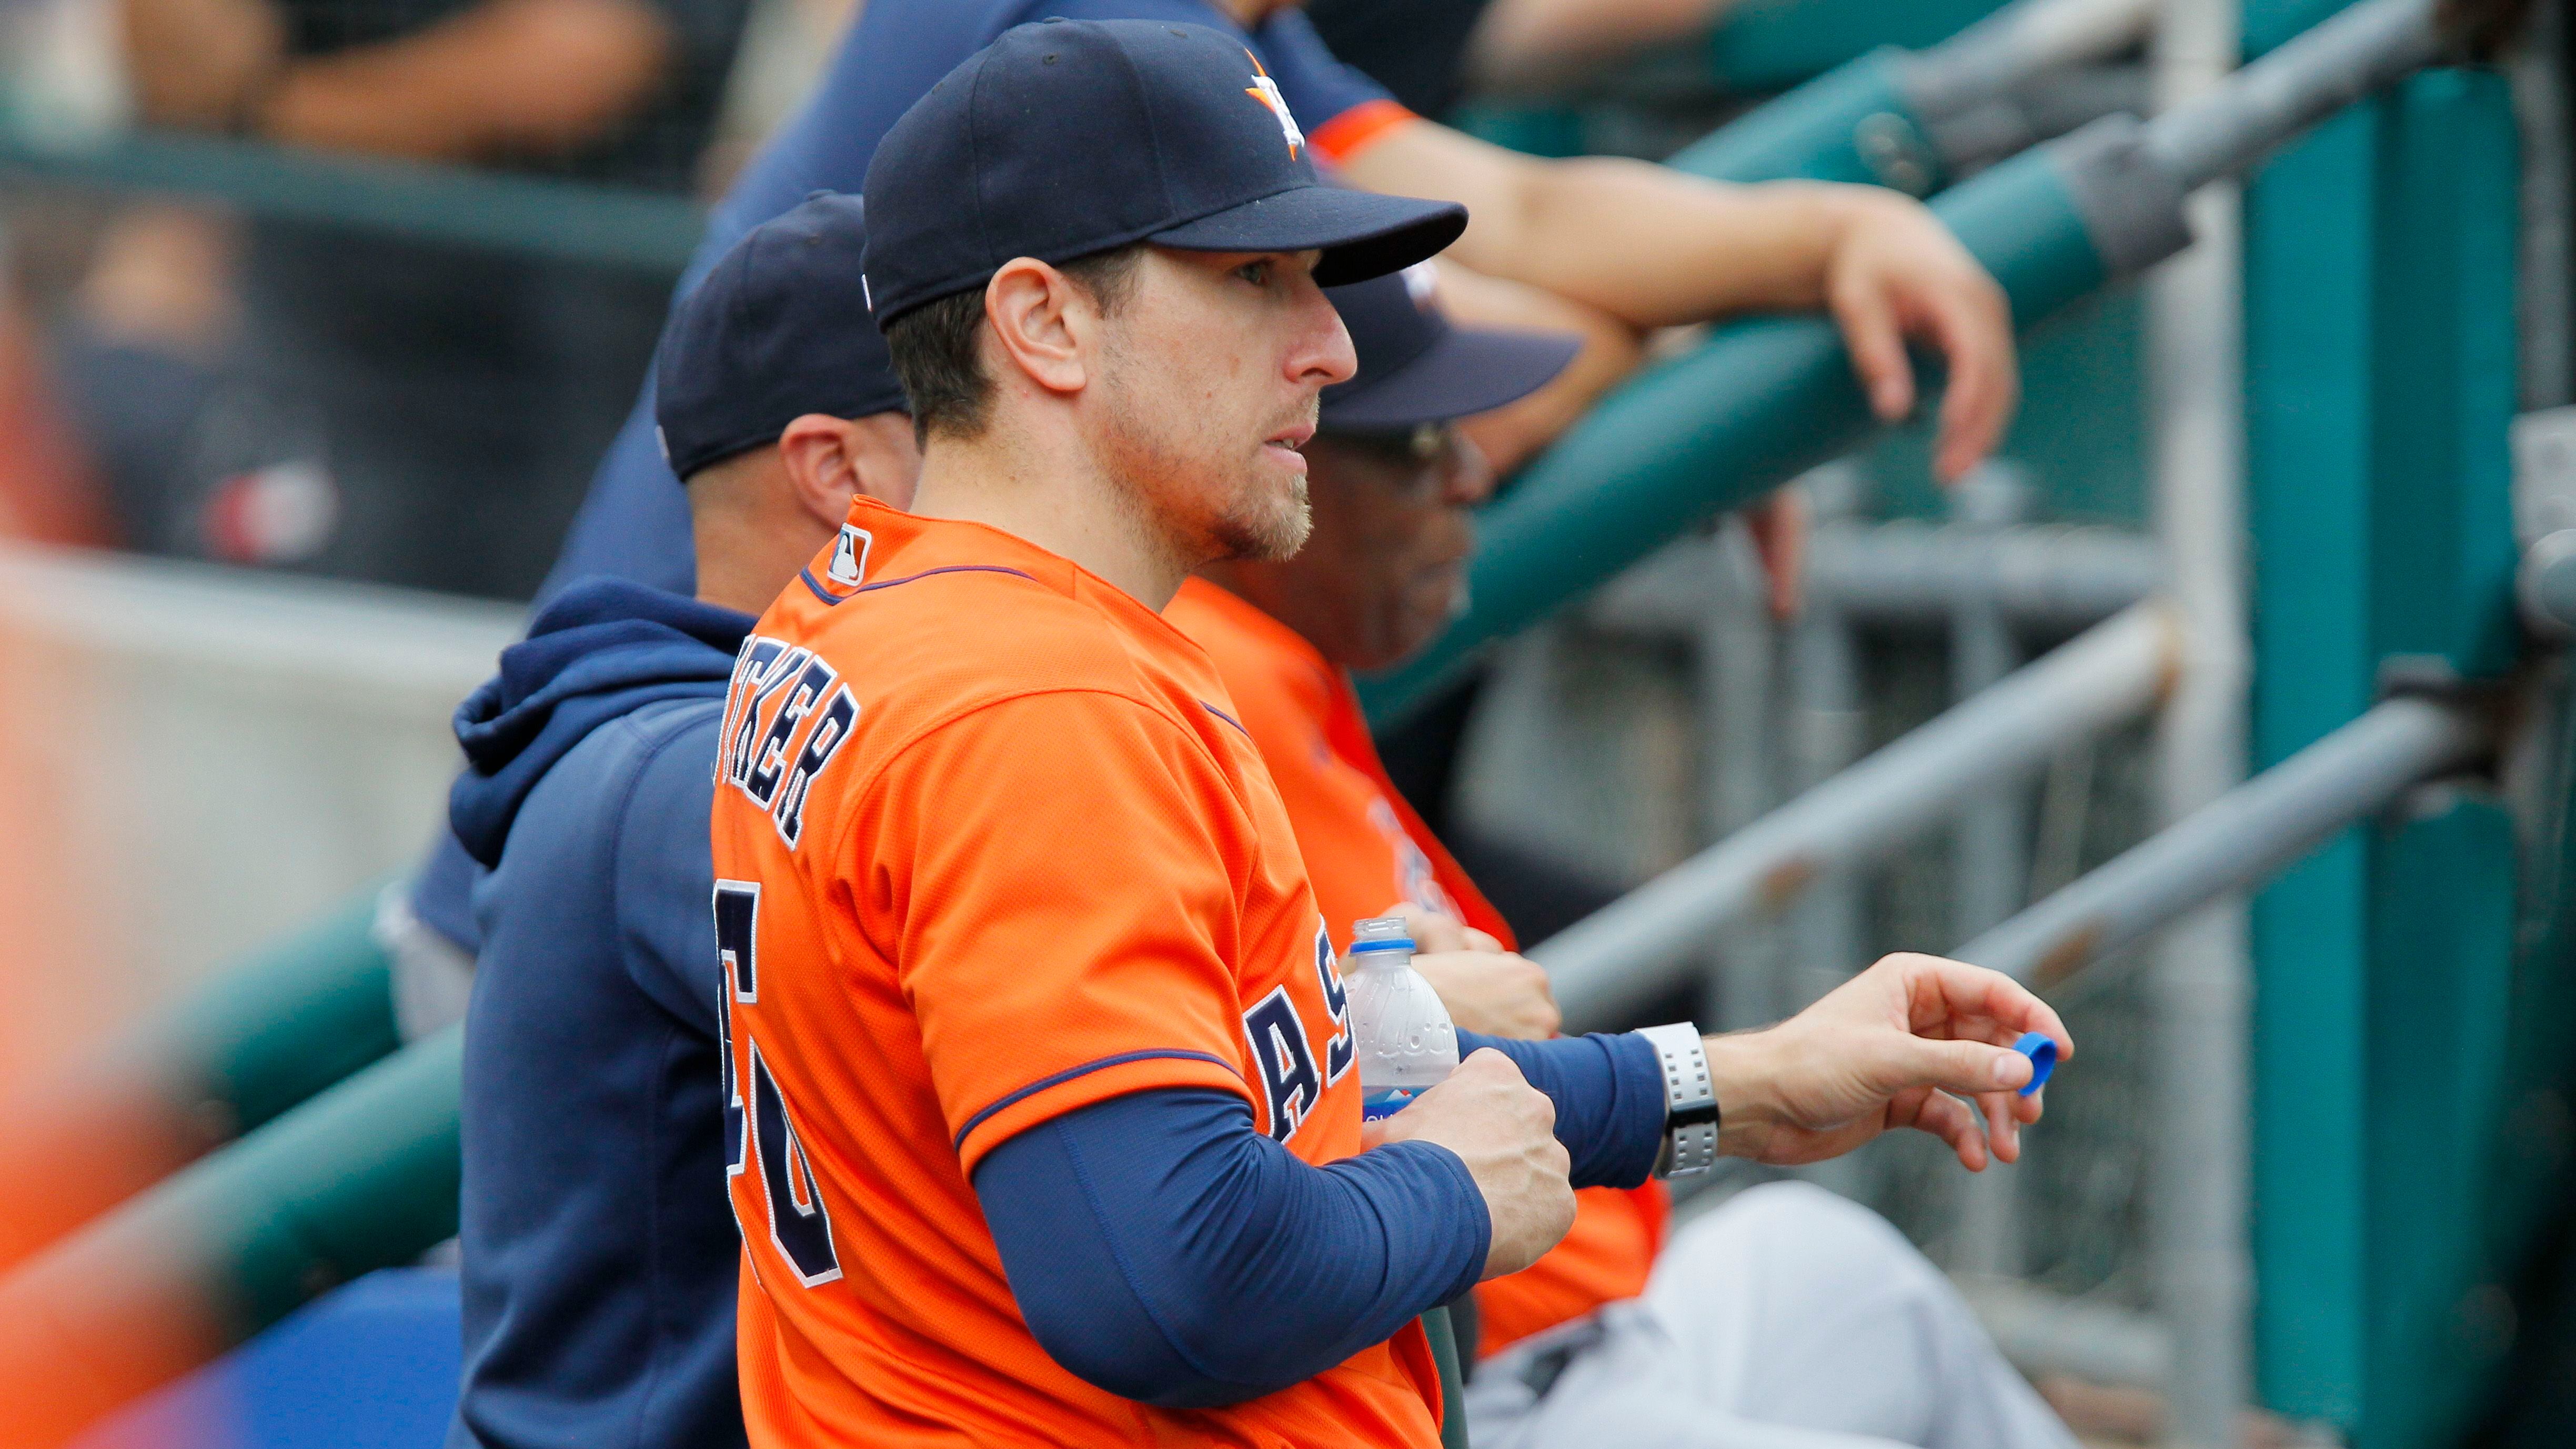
(1243, 52, 1303, 160)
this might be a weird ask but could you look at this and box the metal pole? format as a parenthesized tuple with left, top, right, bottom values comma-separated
(1908, 0, 2161, 169)
(2146, 0, 2250, 1434)
(1950, 470, 2042, 954)
(2515, 0, 2573, 412)
(1906, 0, 2162, 119)
(1810, 523, 2164, 629)
(1367, 0, 2446, 731)
(1592, 523, 2162, 636)
(1949, 467, 2036, 1279)
(1783, 475, 1877, 1202)
(1702, 521, 1786, 1034)
(1958, 698, 2491, 984)
(1785, 471, 1873, 1020)
(1538, 602, 2180, 1029)
(2144, 0, 2440, 189)
(1959, 1277, 2175, 1389)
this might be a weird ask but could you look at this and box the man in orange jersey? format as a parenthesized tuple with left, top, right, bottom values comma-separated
(1171, 265, 2079, 1449)
(711, 21, 2071, 1446)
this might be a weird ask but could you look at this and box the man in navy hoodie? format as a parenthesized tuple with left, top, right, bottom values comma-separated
(441, 192, 917, 1449)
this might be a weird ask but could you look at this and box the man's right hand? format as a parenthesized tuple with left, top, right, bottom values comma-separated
(1363, 1049, 1575, 1280)
(1709, 952, 2072, 1171)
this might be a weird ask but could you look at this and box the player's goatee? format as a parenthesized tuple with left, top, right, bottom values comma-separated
(1216, 477, 1312, 562)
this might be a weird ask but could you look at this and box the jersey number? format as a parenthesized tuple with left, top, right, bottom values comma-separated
(716, 880, 843, 1287)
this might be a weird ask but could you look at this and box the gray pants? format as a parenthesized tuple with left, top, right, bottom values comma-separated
(1465, 1182, 2077, 1449)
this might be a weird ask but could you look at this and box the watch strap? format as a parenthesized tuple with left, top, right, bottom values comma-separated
(1638, 1022, 1719, 1179)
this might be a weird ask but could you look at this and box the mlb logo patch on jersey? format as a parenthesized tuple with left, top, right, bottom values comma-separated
(826, 525, 872, 588)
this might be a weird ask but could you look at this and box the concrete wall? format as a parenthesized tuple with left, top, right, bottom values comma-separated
(0, 545, 517, 1054)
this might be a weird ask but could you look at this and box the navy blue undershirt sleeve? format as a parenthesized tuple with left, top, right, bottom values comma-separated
(1455, 1030, 1667, 1190)
(975, 1088, 1488, 1408)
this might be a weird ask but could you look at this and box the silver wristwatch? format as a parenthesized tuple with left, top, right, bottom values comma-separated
(1638, 1023, 1720, 1179)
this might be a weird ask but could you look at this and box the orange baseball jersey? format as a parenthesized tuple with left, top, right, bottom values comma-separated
(708, 499, 1443, 1447)
(1164, 577, 1668, 1356)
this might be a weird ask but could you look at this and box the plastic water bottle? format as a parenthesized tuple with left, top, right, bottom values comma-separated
(1347, 916, 1459, 1121)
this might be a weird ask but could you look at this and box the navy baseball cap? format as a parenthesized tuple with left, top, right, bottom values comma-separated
(1321, 266, 1582, 431)
(653, 192, 907, 481)
(860, 19, 1468, 327)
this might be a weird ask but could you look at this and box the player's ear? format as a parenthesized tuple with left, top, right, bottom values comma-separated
(779, 413, 923, 527)
(778, 415, 861, 529)
(983, 258, 1090, 398)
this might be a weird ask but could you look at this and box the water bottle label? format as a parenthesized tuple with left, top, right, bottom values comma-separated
(1361, 1086, 1421, 1121)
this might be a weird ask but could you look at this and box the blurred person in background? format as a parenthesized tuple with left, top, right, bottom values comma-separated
(693, 0, 861, 192)
(109, 0, 750, 596)
(47, 204, 344, 565)
(442, 192, 914, 1449)
(1307, 0, 1748, 118)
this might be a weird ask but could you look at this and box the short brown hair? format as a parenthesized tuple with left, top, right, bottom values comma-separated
(883, 246, 1144, 442)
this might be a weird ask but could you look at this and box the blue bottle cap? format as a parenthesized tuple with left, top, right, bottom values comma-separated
(2011, 1032, 2057, 1097)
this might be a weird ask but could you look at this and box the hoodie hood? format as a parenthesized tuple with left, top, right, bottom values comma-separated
(450, 579, 753, 868)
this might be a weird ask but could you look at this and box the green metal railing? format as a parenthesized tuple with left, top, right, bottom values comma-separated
(1356, 127, 2124, 726)
(0, 889, 399, 1276)
(0, 125, 701, 274)
(0, 1028, 461, 1449)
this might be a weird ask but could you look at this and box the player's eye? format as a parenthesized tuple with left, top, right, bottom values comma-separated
(1234, 259, 1273, 288)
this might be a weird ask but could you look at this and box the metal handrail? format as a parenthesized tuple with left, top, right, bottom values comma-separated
(1538, 601, 2180, 1027)
(0, 125, 702, 274)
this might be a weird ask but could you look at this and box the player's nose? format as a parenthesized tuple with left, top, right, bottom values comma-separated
(1285, 266, 1357, 389)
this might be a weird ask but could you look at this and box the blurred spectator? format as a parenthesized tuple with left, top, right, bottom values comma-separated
(1308, 0, 1743, 116)
(697, 0, 862, 194)
(49, 205, 343, 565)
(109, 0, 750, 596)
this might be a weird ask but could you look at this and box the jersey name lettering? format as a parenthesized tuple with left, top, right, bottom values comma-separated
(1243, 985, 1323, 1142)
(723, 632, 860, 849)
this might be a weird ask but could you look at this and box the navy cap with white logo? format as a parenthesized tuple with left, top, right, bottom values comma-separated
(1320, 266, 1582, 432)
(860, 19, 1468, 327)
(654, 192, 906, 481)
